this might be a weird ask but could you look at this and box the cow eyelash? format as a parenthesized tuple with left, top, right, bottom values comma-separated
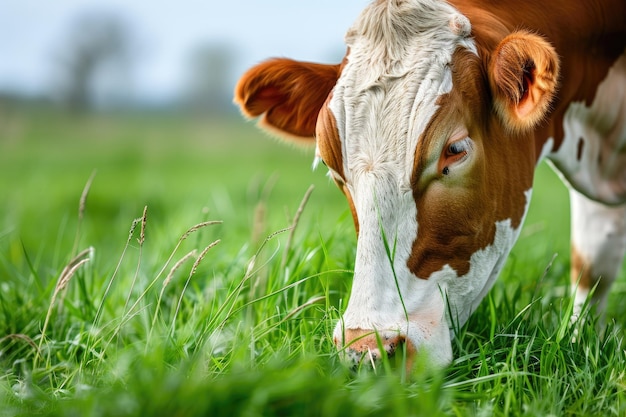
(448, 141, 466, 155)
(446, 138, 471, 157)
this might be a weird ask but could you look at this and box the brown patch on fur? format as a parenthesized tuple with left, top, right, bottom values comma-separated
(316, 93, 361, 233)
(343, 185, 359, 235)
(408, 49, 534, 279)
(571, 245, 591, 290)
(571, 245, 610, 296)
(316, 97, 345, 180)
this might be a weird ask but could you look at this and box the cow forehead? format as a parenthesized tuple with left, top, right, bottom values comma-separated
(344, 0, 473, 78)
(326, 0, 476, 185)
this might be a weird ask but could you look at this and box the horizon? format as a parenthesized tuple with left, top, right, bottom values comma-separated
(0, 1, 368, 105)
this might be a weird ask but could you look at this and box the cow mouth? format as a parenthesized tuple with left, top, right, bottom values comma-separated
(334, 329, 417, 373)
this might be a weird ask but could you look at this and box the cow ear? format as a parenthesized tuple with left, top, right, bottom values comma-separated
(234, 58, 341, 142)
(489, 31, 559, 132)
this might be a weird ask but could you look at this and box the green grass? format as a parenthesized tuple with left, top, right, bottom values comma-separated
(1, 106, 625, 416)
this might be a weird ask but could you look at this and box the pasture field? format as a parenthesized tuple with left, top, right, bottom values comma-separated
(1, 105, 625, 416)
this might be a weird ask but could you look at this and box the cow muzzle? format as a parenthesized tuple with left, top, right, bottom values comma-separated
(334, 328, 417, 372)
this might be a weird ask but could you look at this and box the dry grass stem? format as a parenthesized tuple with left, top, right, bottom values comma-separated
(281, 185, 314, 271)
(171, 240, 221, 333)
(251, 201, 267, 245)
(181, 221, 222, 242)
(56, 247, 93, 292)
(148, 249, 199, 347)
(123, 206, 150, 327)
(0, 334, 41, 358)
(72, 170, 96, 256)
(78, 170, 97, 222)
(163, 250, 198, 288)
(138, 206, 148, 246)
(250, 175, 277, 245)
(37, 247, 92, 367)
(56, 258, 90, 294)
(93, 216, 143, 330)
(190, 239, 221, 277)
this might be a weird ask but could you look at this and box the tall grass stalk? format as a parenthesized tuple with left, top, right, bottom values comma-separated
(170, 239, 220, 334)
(92, 215, 142, 330)
(196, 227, 290, 349)
(36, 247, 92, 369)
(121, 220, 222, 326)
(122, 205, 148, 318)
(147, 249, 197, 348)
(152, 221, 223, 282)
(280, 184, 314, 272)
(71, 170, 96, 257)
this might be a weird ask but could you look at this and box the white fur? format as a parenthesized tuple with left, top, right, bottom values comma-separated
(569, 189, 626, 316)
(548, 49, 626, 205)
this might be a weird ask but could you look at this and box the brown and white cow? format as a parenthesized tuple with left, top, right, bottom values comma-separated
(234, 0, 626, 367)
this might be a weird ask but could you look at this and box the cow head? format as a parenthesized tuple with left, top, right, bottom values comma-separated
(235, 0, 559, 369)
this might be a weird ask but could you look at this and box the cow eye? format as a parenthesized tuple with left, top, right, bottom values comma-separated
(441, 137, 472, 176)
(447, 138, 470, 156)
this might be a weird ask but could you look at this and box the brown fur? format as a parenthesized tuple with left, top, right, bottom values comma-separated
(234, 58, 341, 140)
(489, 31, 560, 133)
(449, 0, 626, 154)
(316, 100, 361, 233)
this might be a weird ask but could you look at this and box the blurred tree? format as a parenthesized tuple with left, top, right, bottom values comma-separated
(52, 11, 134, 112)
(183, 43, 235, 115)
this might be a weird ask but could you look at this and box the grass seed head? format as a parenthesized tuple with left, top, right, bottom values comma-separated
(190, 240, 221, 277)
(163, 250, 198, 288)
(181, 221, 223, 241)
(138, 205, 148, 245)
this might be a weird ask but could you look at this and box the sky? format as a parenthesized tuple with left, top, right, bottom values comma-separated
(0, 0, 368, 102)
